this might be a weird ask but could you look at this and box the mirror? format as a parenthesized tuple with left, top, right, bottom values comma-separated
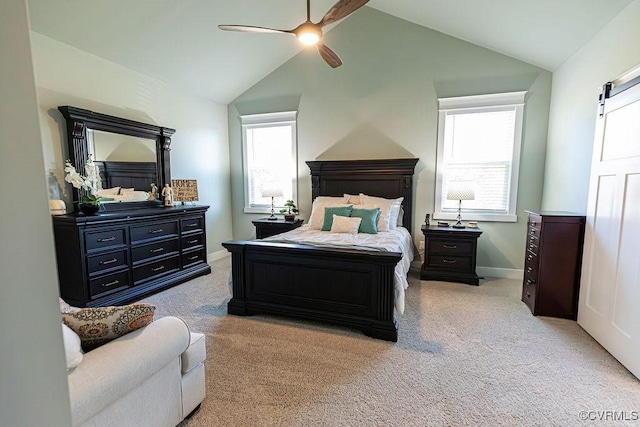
(58, 106, 175, 211)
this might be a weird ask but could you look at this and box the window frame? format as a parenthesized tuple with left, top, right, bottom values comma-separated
(434, 91, 526, 223)
(241, 111, 298, 214)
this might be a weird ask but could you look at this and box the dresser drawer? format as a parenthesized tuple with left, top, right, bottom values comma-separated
(89, 270, 130, 299)
(181, 216, 204, 234)
(131, 238, 179, 263)
(528, 213, 542, 229)
(85, 228, 126, 252)
(87, 249, 128, 276)
(527, 224, 540, 240)
(130, 220, 178, 243)
(427, 255, 471, 271)
(524, 258, 539, 281)
(522, 279, 537, 310)
(428, 239, 473, 255)
(182, 233, 204, 251)
(526, 239, 539, 256)
(133, 255, 180, 284)
(182, 248, 206, 267)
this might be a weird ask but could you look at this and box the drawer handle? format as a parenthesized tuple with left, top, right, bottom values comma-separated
(101, 279, 120, 287)
(526, 279, 534, 285)
(188, 239, 199, 244)
(527, 255, 534, 261)
(526, 292, 531, 298)
(152, 265, 165, 272)
(529, 244, 535, 250)
(443, 245, 457, 249)
(188, 255, 199, 260)
(97, 236, 116, 242)
(149, 229, 164, 234)
(186, 223, 198, 227)
(150, 248, 164, 253)
(527, 266, 533, 273)
(99, 258, 118, 265)
(442, 259, 456, 264)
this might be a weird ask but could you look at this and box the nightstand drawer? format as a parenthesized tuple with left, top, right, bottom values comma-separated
(427, 255, 471, 271)
(429, 240, 473, 255)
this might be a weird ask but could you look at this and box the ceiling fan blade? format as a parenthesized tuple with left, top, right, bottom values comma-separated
(316, 42, 342, 68)
(318, 0, 369, 27)
(218, 25, 291, 34)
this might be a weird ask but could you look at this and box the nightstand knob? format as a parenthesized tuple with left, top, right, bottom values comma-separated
(443, 244, 457, 249)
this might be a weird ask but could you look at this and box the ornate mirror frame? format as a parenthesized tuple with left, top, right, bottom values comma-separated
(58, 106, 175, 211)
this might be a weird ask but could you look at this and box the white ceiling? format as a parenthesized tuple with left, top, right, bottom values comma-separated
(27, 0, 633, 105)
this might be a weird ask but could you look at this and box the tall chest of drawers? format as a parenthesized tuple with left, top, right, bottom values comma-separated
(522, 211, 585, 320)
(53, 206, 211, 307)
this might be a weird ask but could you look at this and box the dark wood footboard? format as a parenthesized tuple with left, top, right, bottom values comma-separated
(222, 240, 402, 341)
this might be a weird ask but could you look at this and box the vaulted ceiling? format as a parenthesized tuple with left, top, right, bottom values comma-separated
(27, 0, 633, 104)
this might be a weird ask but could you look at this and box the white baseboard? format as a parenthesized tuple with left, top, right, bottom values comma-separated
(207, 249, 230, 264)
(411, 261, 522, 280)
(476, 266, 523, 280)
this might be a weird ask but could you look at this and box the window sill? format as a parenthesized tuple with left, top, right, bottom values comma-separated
(433, 212, 517, 223)
(244, 207, 275, 214)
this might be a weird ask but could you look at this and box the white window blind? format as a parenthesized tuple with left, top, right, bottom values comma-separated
(241, 112, 297, 213)
(435, 92, 526, 222)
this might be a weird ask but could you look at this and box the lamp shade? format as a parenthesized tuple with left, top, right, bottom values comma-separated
(261, 185, 283, 198)
(447, 181, 475, 201)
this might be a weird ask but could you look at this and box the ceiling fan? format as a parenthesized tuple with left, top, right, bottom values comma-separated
(218, 0, 370, 68)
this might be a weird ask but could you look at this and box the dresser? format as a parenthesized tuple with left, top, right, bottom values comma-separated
(522, 211, 585, 320)
(53, 206, 211, 307)
(420, 225, 483, 285)
(252, 218, 304, 239)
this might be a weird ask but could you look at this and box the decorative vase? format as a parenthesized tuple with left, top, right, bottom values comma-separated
(79, 203, 101, 215)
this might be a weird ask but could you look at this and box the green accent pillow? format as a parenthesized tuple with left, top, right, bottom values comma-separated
(321, 206, 353, 231)
(351, 207, 380, 234)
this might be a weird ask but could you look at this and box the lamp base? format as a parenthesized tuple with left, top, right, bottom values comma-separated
(267, 216, 277, 221)
(452, 223, 466, 229)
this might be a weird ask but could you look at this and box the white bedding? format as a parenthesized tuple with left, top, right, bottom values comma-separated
(263, 224, 414, 315)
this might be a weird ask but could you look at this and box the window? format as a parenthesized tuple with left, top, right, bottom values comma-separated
(241, 111, 297, 213)
(434, 91, 526, 222)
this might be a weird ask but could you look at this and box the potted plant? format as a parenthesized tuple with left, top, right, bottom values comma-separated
(279, 200, 299, 221)
(64, 155, 103, 215)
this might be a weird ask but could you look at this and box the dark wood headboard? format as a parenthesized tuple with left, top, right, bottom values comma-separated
(96, 161, 157, 192)
(306, 158, 419, 235)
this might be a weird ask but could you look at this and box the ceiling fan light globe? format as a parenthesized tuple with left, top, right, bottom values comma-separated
(299, 32, 320, 45)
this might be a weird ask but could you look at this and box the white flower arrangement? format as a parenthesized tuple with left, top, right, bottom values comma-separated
(64, 155, 102, 205)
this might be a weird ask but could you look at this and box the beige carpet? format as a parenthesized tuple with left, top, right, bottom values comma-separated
(142, 258, 639, 426)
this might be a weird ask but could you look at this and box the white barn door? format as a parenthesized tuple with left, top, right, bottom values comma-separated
(578, 76, 640, 379)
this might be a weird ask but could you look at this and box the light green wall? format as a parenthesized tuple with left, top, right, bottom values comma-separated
(31, 33, 233, 257)
(543, 0, 640, 212)
(0, 1, 72, 425)
(228, 7, 552, 271)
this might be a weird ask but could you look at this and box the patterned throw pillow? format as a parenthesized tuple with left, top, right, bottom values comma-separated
(62, 303, 156, 352)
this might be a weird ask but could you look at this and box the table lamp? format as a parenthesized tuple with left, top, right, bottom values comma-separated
(447, 181, 475, 228)
(261, 185, 283, 220)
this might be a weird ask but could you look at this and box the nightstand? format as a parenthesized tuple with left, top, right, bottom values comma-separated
(252, 218, 304, 239)
(421, 225, 483, 285)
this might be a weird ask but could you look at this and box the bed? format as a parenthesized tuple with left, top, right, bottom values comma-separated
(222, 158, 418, 342)
(95, 160, 157, 192)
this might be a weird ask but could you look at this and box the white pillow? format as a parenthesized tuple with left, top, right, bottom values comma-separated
(119, 188, 135, 194)
(121, 191, 149, 201)
(95, 187, 120, 197)
(343, 194, 361, 204)
(308, 197, 350, 230)
(330, 214, 361, 235)
(359, 194, 404, 231)
(62, 323, 83, 370)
